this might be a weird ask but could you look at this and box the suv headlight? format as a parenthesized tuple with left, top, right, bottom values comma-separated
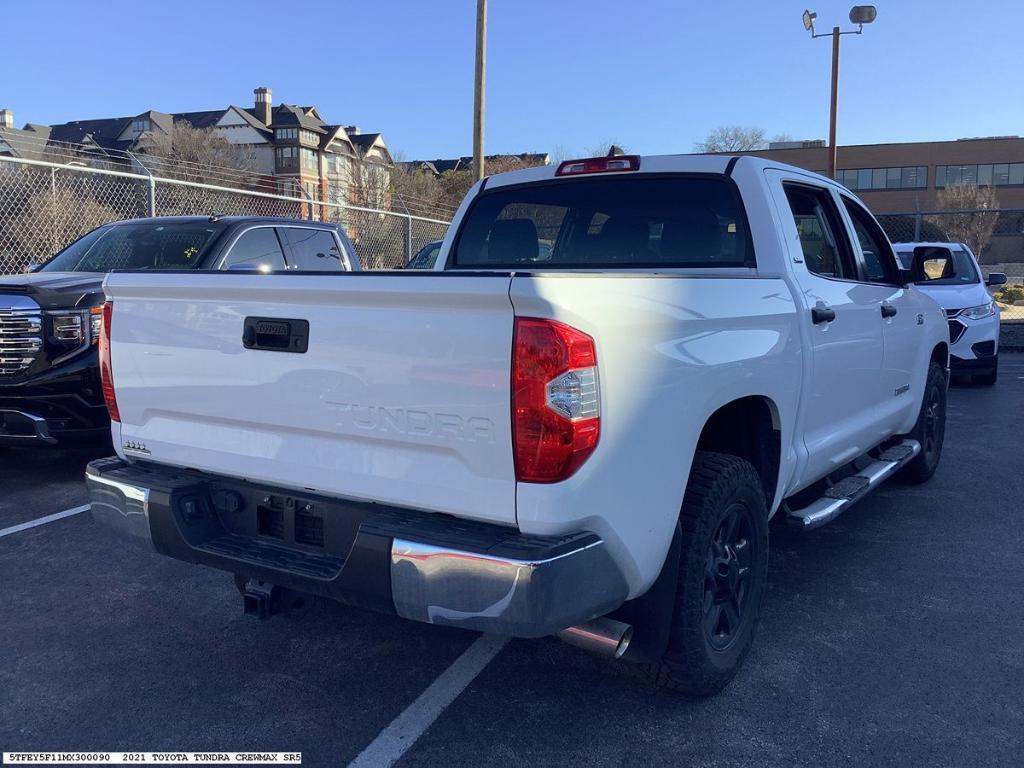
(960, 302, 997, 320)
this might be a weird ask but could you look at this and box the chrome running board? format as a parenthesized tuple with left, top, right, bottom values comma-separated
(786, 439, 921, 530)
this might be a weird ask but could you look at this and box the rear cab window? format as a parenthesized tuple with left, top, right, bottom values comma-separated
(450, 175, 754, 269)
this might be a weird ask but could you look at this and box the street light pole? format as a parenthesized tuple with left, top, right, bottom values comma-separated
(472, 0, 487, 183)
(828, 26, 840, 180)
(803, 6, 877, 181)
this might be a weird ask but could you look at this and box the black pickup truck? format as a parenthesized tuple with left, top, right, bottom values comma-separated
(0, 215, 358, 446)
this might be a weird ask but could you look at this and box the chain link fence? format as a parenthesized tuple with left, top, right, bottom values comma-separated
(876, 209, 1024, 320)
(0, 155, 449, 274)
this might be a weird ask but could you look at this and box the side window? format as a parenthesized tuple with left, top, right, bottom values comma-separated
(841, 198, 899, 284)
(279, 227, 344, 271)
(222, 228, 286, 272)
(782, 184, 854, 279)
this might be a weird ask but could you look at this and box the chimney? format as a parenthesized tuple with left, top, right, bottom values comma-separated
(253, 87, 272, 126)
(345, 125, 360, 136)
(0, 109, 13, 129)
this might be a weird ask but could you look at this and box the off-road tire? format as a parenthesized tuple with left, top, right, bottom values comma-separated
(899, 361, 947, 484)
(640, 451, 769, 696)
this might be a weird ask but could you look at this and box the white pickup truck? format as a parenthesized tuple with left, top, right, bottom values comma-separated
(86, 154, 949, 696)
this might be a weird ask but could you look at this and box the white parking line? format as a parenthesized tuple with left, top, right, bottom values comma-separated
(0, 504, 90, 539)
(348, 633, 509, 768)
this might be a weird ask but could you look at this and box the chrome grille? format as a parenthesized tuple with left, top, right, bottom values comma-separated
(0, 308, 43, 375)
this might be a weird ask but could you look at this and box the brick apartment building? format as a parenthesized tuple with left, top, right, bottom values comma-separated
(0, 88, 393, 207)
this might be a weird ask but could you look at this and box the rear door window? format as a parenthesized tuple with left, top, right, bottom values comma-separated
(451, 176, 753, 269)
(279, 227, 345, 271)
(222, 227, 287, 272)
(782, 184, 855, 279)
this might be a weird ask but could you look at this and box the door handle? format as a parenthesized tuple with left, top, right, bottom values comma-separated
(811, 305, 836, 325)
(880, 303, 898, 319)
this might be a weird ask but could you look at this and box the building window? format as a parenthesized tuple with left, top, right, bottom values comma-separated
(300, 129, 319, 146)
(935, 163, 1024, 188)
(839, 166, 927, 191)
(275, 146, 298, 169)
(327, 154, 349, 175)
(301, 148, 319, 171)
(275, 128, 297, 141)
(133, 118, 151, 135)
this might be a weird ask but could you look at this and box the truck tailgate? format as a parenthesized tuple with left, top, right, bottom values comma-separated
(103, 273, 517, 525)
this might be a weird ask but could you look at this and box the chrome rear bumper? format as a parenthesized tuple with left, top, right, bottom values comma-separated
(85, 457, 629, 638)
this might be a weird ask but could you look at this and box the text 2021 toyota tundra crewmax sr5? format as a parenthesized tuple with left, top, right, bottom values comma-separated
(86, 155, 949, 695)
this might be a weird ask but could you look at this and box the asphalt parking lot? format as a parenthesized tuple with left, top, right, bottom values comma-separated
(2, 357, 1023, 767)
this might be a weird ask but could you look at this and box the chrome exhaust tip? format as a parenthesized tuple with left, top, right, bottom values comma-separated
(558, 617, 633, 659)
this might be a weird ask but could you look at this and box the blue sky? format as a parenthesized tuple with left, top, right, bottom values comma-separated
(4, 0, 1022, 159)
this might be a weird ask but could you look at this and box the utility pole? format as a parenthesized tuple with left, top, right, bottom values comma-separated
(828, 26, 840, 180)
(472, 0, 487, 182)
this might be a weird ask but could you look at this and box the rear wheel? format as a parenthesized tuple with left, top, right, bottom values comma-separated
(899, 361, 947, 484)
(642, 452, 769, 696)
(973, 356, 998, 386)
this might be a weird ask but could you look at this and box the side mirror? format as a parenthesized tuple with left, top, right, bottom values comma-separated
(986, 272, 1007, 287)
(911, 245, 955, 283)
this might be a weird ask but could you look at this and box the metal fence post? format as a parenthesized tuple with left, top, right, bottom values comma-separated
(914, 211, 921, 241)
(50, 167, 58, 252)
(126, 151, 156, 217)
(406, 214, 414, 263)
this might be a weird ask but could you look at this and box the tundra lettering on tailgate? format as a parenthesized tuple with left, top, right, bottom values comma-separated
(324, 402, 495, 444)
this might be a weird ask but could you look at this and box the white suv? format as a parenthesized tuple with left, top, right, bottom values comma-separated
(894, 242, 1006, 385)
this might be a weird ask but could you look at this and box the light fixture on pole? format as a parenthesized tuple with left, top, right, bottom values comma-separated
(803, 6, 877, 180)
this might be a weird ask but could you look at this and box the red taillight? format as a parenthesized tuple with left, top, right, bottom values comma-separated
(555, 155, 640, 176)
(98, 300, 120, 422)
(512, 317, 600, 483)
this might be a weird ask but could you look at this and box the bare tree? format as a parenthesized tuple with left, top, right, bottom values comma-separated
(389, 156, 451, 219)
(695, 126, 767, 153)
(928, 183, 1000, 258)
(435, 155, 549, 213)
(138, 121, 256, 187)
(550, 141, 629, 162)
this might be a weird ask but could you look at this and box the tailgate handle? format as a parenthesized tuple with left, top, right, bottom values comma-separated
(242, 317, 309, 353)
